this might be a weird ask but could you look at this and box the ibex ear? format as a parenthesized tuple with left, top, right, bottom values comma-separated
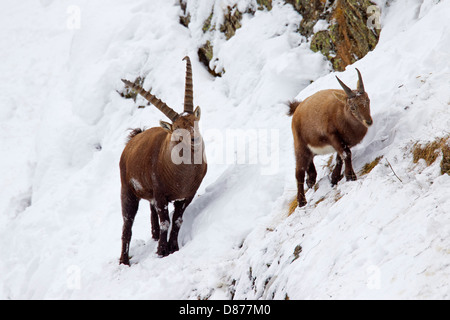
(332, 91, 347, 104)
(160, 120, 173, 133)
(194, 106, 201, 120)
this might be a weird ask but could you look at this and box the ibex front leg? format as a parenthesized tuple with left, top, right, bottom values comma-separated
(155, 196, 170, 257)
(342, 147, 357, 181)
(168, 197, 193, 254)
(328, 133, 357, 184)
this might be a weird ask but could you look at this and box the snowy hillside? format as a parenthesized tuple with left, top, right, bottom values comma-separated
(0, 0, 449, 299)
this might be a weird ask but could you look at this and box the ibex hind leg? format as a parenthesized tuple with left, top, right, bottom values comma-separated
(150, 202, 160, 241)
(306, 159, 317, 189)
(295, 148, 313, 207)
(331, 153, 343, 186)
(120, 188, 140, 266)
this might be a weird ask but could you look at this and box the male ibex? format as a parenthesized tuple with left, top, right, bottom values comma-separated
(119, 56, 207, 265)
(288, 69, 372, 207)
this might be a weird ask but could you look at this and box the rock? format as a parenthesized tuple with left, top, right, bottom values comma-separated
(285, 0, 380, 71)
(117, 76, 145, 102)
(202, 12, 214, 33)
(220, 5, 243, 40)
(256, 0, 273, 11)
(328, 0, 380, 71)
(197, 5, 244, 76)
(285, 0, 328, 37)
(198, 41, 223, 77)
(185, 0, 381, 73)
(178, 0, 190, 28)
(310, 29, 334, 61)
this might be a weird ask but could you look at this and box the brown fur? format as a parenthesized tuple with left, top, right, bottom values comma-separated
(119, 57, 207, 265)
(289, 70, 372, 207)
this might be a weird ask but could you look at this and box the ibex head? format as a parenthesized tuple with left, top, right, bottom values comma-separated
(335, 69, 373, 128)
(160, 56, 202, 149)
(160, 109, 202, 149)
(122, 56, 203, 148)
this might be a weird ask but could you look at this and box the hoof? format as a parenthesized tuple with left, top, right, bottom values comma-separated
(297, 197, 307, 208)
(157, 245, 170, 257)
(168, 243, 179, 254)
(306, 179, 316, 189)
(331, 174, 343, 186)
(119, 257, 130, 266)
(345, 173, 357, 181)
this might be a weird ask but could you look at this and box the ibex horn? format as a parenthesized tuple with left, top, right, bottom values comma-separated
(182, 56, 194, 114)
(121, 79, 179, 122)
(355, 68, 365, 94)
(336, 75, 355, 98)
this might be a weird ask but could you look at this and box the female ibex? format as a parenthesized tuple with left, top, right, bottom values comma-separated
(119, 56, 207, 265)
(288, 69, 372, 207)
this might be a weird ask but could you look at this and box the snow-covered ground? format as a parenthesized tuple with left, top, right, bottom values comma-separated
(0, 0, 448, 299)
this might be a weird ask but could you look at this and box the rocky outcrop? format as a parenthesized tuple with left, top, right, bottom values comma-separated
(179, 0, 190, 28)
(220, 6, 243, 40)
(285, 0, 380, 71)
(309, 0, 381, 71)
(197, 5, 245, 77)
(285, 0, 329, 37)
(256, 0, 273, 11)
(179, 0, 381, 74)
(198, 41, 222, 77)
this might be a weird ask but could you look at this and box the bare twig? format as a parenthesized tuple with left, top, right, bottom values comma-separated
(386, 158, 403, 183)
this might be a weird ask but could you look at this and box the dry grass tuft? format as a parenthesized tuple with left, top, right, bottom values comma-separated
(292, 245, 302, 262)
(287, 195, 327, 216)
(288, 198, 298, 216)
(315, 197, 326, 206)
(360, 156, 383, 175)
(334, 191, 343, 202)
(322, 155, 334, 171)
(412, 136, 450, 175)
(441, 145, 450, 175)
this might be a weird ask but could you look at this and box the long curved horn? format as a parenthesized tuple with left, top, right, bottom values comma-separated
(336, 75, 355, 98)
(182, 56, 194, 113)
(355, 68, 365, 93)
(122, 79, 179, 122)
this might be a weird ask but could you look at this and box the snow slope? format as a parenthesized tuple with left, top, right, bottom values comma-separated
(0, 0, 449, 299)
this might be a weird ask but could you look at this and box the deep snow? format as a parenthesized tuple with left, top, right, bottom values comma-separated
(0, 0, 449, 299)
